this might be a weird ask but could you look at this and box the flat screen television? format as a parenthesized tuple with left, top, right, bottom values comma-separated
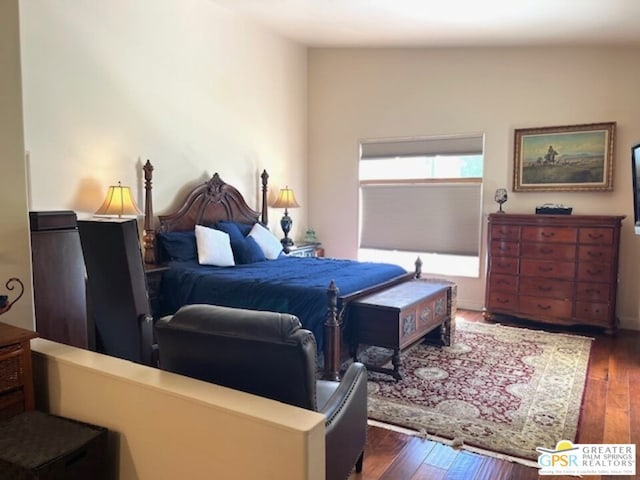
(632, 143, 640, 235)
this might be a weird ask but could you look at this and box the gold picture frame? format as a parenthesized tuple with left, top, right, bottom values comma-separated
(513, 122, 616, 192)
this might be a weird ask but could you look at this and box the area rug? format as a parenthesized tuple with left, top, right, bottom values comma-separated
(362, 319, 592, 463)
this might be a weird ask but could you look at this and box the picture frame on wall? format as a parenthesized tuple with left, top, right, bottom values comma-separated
(513, 122, 616, 192)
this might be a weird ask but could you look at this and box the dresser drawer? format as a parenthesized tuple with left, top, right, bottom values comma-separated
(520, 242, 576, 261)
(0, 344, 23, 394)
(522, 226, 577, 243)
(488, 292, 518, 311)
(520, 278, 574, 300)
(578, 245, 613, 263)
(577, 262, 611, 283)
(521, 259, 575, 279)
(491, 224, 520, 240)
(490, 256, 519, 275)
(519, 295, 572, 318)
(491, 240, 519, 257)
(576, 282, 610, 302)
(575, 301, 610, 325)
(489, 274, 517, 293)
(579, 228, 613, 244)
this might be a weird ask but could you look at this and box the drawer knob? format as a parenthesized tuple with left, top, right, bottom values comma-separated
(588, 233, 604, 240)
(541, 232, 555, 238)
(538, 285, 552, 292)
(585, 288, 600, 294)
(538, 266, 553, 272)
(587, 251, 603, 258)
(496, 298, 510, 304)
(537, 304, 552, 310)
(587, 269, 603, 275)
(540, 247, 553, 254)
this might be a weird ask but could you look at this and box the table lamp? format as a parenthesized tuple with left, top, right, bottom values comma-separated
(95, 182, 142, 218)
(272, 186, 300, 248)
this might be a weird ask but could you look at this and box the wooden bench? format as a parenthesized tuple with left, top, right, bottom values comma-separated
(348, 279, 456, 380)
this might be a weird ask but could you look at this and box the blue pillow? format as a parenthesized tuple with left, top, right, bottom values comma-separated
(235, 235, 267, 264)
(157, 231, 197, 261)
(217, 221, 254, 237)
(215, 222, 265, 264)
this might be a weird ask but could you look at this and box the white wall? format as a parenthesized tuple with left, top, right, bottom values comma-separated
(0, 0, 33, 330)
(308, 47, 640, 329)
(32, 338, 325, 480)
(19, 0, 308, 239)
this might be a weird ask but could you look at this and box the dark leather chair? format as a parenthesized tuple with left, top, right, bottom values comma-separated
(155, 304, 368, 480)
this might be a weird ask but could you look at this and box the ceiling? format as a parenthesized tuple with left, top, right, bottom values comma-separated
(211, 0, 640, 47)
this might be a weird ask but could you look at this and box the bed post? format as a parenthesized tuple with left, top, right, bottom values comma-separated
(324, 280, 341, 381)
(143, 160, 156, 265)
(260, 170, 269, 225)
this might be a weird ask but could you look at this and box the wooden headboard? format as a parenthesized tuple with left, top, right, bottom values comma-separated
(142, 160, 269, 264)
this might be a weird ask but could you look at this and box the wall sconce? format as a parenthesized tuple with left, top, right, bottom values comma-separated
(0, 278, 24, 316)
(95, 182, 142, 218)
(271, 186, 300, 249)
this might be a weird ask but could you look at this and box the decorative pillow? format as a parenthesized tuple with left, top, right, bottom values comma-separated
(194, 225, 235, 267)
(215, 221, 265, 264)
(156, 231, 197, 261)
(235, 235, 266, 264)
(248, 223, 283, 260)
(216, 220, 254, 237)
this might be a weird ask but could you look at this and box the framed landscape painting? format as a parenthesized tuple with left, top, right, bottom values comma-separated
(513, 122, 616, 192)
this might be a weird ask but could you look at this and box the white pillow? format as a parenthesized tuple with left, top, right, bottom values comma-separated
(194, 225, 235, 267)
(248, 223, 282, 260)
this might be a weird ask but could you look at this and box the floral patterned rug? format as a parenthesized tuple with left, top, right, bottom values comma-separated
(362, 319, 592, 462)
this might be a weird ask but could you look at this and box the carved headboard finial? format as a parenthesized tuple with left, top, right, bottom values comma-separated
(143, 160, 156, 264)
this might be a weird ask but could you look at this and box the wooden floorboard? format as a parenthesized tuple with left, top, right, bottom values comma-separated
(352, 309, 640, 480)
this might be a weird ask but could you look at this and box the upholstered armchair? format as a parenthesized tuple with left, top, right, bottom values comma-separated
(155, 304, 368, 480)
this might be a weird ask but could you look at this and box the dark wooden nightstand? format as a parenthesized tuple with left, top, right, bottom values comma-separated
(285, 242, 324, 258)
(144, 264, 169, 319)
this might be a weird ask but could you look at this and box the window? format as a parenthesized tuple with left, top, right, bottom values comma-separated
(358, 134, 484, 277)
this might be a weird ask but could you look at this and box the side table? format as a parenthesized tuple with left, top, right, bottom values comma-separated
(0, 322, 38, 419)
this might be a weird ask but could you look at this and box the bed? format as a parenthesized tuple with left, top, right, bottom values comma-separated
(141, 161, 420, 379)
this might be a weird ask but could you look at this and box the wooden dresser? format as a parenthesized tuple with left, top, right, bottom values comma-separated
(484, 213, 624, 332)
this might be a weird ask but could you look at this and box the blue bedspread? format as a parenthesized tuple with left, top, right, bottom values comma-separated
(160, 256, 407, 350)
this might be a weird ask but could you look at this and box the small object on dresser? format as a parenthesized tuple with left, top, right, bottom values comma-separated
(304, 227, 317, 243)
(535, 204, 573, 215)
(494, 188, 508, 213)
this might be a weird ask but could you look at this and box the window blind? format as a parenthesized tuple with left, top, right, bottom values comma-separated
(361, 134, 484, 159)
(359, 182, 483, 256)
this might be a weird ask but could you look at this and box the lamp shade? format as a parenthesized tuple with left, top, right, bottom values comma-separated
(95, 182, 142, 217)
(271, 187, 300, 209)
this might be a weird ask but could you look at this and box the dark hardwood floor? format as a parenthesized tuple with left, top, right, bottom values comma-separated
(352, 309, 640, 480)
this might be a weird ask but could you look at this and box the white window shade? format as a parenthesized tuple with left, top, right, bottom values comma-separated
(361, 135, 483, 159)
(360, 182, 483, 256)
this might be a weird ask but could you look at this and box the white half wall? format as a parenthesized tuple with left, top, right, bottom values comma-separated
(32, 338, 325, 480)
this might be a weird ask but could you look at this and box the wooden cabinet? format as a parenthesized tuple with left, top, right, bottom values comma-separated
(484, 214, 624, 332)
(0, 323, 38, 419)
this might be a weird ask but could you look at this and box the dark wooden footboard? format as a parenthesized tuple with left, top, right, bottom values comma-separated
(323, 257, 422, 380)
